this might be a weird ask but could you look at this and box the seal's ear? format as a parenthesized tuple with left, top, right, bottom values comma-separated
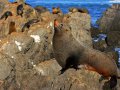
(54, 19, 59, 27)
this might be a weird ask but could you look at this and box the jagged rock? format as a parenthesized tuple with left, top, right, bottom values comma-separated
(51, 69, 101, 90)
(33, 59, 61, 76)
(34, 6, 49, 14)
(66, 12, 92, 47)
(98, 4, 120, 47)
(25, 20, 54, 65)
(93, 39, 107, 52)
(0, 32, 34, 57)
(40, 11, 54, 22)
(0, 52, 14, 80)
(18, 59, 117, 90)
(90, 27, 103, 37)
(98, 4, 120, 33)
(106, 31, 120, 47)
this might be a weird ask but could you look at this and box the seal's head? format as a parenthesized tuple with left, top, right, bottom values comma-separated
(52, 7, 61, 14)
(54, 19, 71, 36)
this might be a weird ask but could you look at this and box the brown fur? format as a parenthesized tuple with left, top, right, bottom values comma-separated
(52, 7, 62, 14)
(53, 20, 119, 88)
(69, 7, 89, 14)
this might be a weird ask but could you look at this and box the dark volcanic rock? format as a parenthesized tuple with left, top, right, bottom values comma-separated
(93, 39, 107, 52)
(90, 27, 103, 37)
(98, 4, 120, 47)
(0, 52, 14, 80)
(98, 4, 120, 33)
(106, 31, 120, 47)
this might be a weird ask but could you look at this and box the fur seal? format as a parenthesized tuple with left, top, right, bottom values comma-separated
(17, 4, 24, 17)
(34, 6, 49, 14)
(22, 19, 39, 32)
(69, 7, 89, 14)
(53, 20, 120, 89)
(52, 7, 62, 14)
(0, 11, 12, 20)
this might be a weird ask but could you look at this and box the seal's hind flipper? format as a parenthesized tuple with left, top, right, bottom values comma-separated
(110, 75, 117, 89)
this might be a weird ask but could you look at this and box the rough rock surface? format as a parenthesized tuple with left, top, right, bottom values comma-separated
(0, 2, 39, 38)
(106, 31, 120, 47)
(93, 39, 107, 52)
(98, 4, 120, 47)
(98, 4, 120, 33)
(67, 12, 93, 47)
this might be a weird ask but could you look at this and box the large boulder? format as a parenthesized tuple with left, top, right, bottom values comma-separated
(17, 59, 120, 90)
(98, 4, 120, 47)
(65, 12, 92, 47)
(25, 20, 54, 65)
(98, 4, 120, 33)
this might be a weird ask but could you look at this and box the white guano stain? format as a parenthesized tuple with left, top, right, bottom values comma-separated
(11, 56, 14, 59)
(15, 41, 23, 51)
(30, 35, 41, 43)
(50, 22, 53, 27)
(51, 41, 53, 45)
(47, 22, 53, 29)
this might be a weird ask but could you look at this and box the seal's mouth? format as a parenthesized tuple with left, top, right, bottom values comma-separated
(54, 19, 59, 27)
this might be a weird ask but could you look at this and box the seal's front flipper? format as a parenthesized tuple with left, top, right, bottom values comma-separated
(72, 65, 80, 71)
(58, 68, 67, 75)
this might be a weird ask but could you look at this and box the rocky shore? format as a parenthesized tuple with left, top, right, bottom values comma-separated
(0, 1, 120, 90)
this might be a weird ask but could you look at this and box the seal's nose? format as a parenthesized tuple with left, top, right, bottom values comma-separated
(54, 19, 59, 27)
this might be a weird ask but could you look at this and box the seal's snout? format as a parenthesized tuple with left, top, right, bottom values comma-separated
(54, 19, 59, 27)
